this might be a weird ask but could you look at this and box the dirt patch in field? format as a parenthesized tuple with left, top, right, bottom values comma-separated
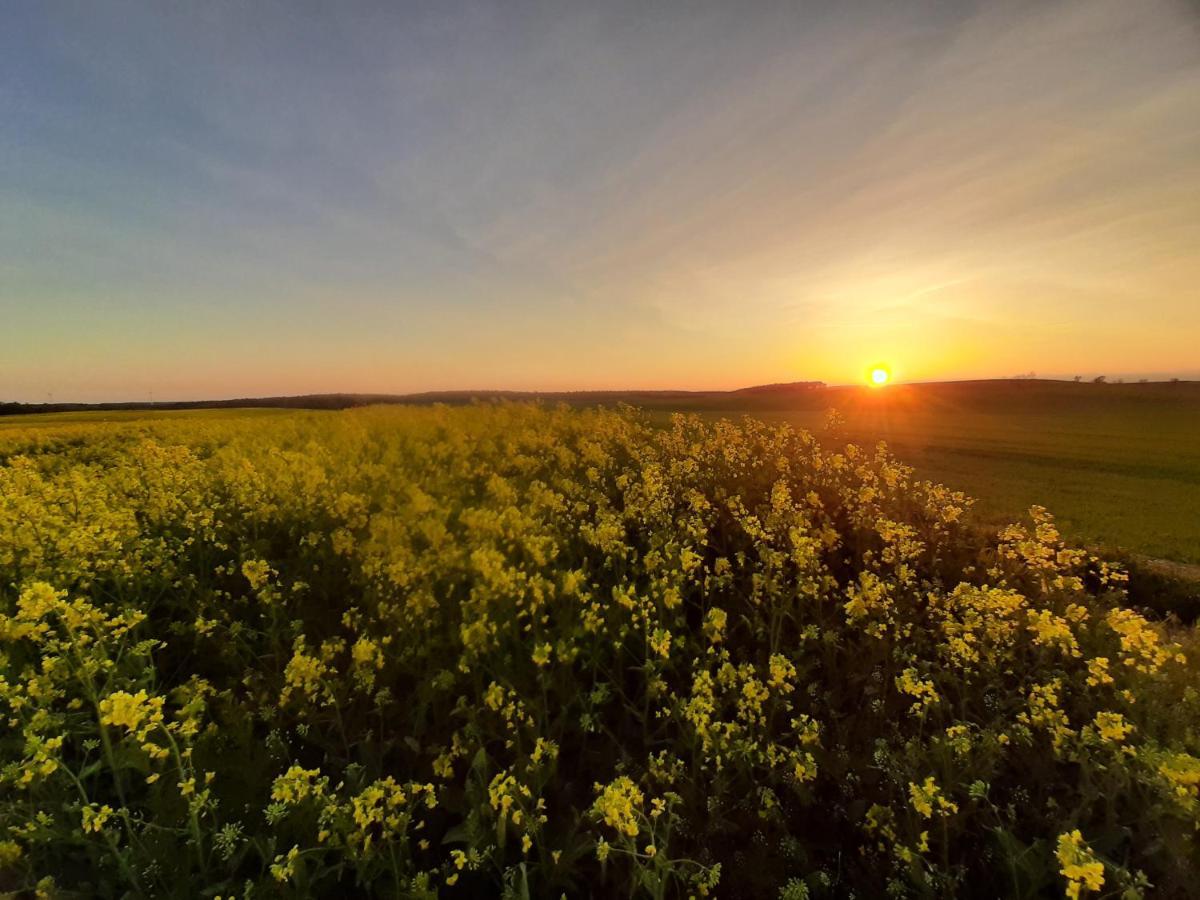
(1139, 556, 1200, 583)
(1121, 554, 1200, 623)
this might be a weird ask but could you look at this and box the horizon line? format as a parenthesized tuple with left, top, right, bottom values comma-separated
(5, 375, 1200, 411)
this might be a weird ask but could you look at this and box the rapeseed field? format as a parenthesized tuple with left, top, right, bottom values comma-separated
(1, 405, 1196, 898)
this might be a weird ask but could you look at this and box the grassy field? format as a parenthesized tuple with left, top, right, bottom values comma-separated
(628, 381, 1200, 567)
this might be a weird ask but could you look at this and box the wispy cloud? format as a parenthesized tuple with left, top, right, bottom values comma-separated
(2, 0, 1198, 399)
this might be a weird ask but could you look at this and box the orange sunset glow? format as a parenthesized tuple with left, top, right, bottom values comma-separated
(4, 1, 1200, 401)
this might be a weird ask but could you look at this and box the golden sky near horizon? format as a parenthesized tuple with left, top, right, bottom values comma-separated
(2, 0, 1199, 401)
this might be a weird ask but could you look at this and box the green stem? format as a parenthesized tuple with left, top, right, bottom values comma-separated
(160, 726, 206, 871)
(61, 762, 144, 895)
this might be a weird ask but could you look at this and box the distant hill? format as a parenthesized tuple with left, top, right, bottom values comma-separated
(3, 378, 1197, 418)
(0, 394, 392, 416)
(732, 381, 826, 395)
(0, 389, 726, 417)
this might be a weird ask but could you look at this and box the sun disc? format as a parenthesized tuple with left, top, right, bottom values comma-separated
(870, 367, 890, 386)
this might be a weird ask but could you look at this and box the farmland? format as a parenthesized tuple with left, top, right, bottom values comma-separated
(1, 402, 1198, 898)
(6, 380, 1196, 567)
(629, 380, 1200, 567)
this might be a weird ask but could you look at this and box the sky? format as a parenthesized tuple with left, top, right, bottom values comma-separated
(2, 0, 1199, 402)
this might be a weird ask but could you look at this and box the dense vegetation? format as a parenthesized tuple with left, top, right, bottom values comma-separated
(0, 405, 1197, 898)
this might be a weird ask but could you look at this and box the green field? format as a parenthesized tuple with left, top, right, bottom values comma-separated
(631, 381, 1200, 566)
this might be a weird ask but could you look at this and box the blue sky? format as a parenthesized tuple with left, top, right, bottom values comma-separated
(3, 0, 1199, 401)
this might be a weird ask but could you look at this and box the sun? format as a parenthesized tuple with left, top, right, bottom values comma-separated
(869, 366, 890, 387)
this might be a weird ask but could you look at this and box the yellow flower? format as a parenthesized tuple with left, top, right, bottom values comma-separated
(1026, 610, 1080, 657)
(703, 607, 728, 643)
(270, 845, 300, 883)
(768, 654, 796, 691)
(484, 682, 506, 710)
(351, 636, 383, 669)
(1156, 752, 1200, 803)
(1093, 711, 1133, 744)
(81, 804, 114, 833)
(593, 776, 644, 837)
(241, 558, 273, 591)
(280, 640, 328, 705)
(529, 737, 558, 765)
(271, 765, 323, 805)
(488, 771, 531, 825)
(1056, 831, 1104, 898)
(1105, 609, 1174, 674)
(1019, 679, 1074, 752)
(1086, 657, 1113, 687)
(98, 690, 164, 737)
(895, 668, 939, 715)
(908, 777, 957, 819)
(649, 628, 671, 659)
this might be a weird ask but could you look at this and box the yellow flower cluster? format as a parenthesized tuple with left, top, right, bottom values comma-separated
(1027, 609, 1081, 657)
(1106, 608, 1179, 673)
(280, 639, 329, 706)
(1018, 679, 1075, 753)
(270, 765, 325, 805)
(1055, 830, 1105, 898)
(99, 689, 165, 737)
(895, 668, 940, 715)
(80, 804, 113, 834)
(1092, 711, 1134, 744)
(908, 777, 958, 819)
(349, 778, 436, 853)
(1155, 752, 1200, 807)
(592, 776, 645, 837)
